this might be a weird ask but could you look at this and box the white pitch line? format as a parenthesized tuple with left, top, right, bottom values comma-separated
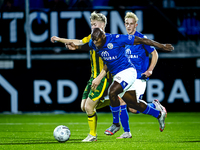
(0, 122, 200, 125)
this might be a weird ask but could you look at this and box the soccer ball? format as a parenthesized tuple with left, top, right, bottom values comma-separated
(53, 125, 71, 142)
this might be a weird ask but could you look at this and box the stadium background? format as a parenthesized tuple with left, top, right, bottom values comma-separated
(0, 0, 200, 113)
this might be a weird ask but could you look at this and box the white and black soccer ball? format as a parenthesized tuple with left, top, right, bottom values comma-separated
(53, 125, 71, 142)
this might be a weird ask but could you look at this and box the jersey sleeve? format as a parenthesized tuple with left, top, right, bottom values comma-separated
(89, 39, 95, 49)
(115, 34, 135, 46)
(143, 45, 155, 53)
(82, 34, 91, 44)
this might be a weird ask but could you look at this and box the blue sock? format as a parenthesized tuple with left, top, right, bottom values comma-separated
(148, 103, 156, 109)
(142, 105, 160, 118)
(135, 103, 155, 114)
(120, 105, 130, 132)
(110, 105, 120, 124)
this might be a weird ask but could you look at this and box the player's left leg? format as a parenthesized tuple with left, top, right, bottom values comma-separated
(122, 90, 167, 132)
(122, 90, 159, 116)
(96, 98, 110, 110)
(127, 79, 156, 114)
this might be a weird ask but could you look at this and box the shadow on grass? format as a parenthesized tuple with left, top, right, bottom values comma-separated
(1, 138, 200, 145)
(0, 139, 84, 145)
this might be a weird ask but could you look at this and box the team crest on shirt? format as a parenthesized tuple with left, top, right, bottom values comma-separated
(107, 43, 113, 49)
(128, 35, 132, 40)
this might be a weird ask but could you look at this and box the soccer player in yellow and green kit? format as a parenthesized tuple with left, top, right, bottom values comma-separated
(51, 11, 111, 142)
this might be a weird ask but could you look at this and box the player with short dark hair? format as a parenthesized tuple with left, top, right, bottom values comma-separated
(67, 28, 173, 134)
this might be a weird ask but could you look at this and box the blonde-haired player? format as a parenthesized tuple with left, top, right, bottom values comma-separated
(51, 11, 111, 142)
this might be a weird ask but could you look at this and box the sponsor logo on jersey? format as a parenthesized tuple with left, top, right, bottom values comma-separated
(101, 51, 109, 57)
(126, 49, 131, 54)
(126, 49, 138, 58)
(101, 51, 117, 61)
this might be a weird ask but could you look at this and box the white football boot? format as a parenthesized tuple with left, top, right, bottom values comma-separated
(117, 132, 132, 139)
(82, 134, 97, 142)
(153, 99, 167, 132)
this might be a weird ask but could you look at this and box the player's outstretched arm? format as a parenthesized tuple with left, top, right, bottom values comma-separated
(134, 36, 174, 51)
(51, 36, 82, 45)
(66, 42, 92, 51)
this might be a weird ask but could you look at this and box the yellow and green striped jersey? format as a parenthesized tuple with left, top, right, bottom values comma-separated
(82, 35, 110, 79)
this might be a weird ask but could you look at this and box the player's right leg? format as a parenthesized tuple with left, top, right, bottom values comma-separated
(81, 80, 92, 112)
(81, 78, 97, 142)
(116, 79, 146, 138)
(105, 68, 136, 136)
(81, 99, 87, 112)
(82, 97, 98, 142)
(82, 76, 110, 142)
(117, 97, 132, 138)
(104, 81, 123, 135)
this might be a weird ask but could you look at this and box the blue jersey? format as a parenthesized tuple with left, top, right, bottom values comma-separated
(89, 34, 135, 75)
(125, 31, 155, 79)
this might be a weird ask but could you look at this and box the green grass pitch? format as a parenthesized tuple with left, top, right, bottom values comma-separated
(0, 112, 200, 150)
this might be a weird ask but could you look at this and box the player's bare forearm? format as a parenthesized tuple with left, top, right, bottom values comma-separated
(59, 38, 81, 45)
(51, 36, 82, 45)
(142, 50, 158, 78)
(148, 50, 158, 72)
(134, 36, 174, 51)
(67, 42, 92, 51)
(99, 65, 108, 78)
(91, 65, 107, 90)
(64, 39, 83, 45)
(94, 65, 107, 81)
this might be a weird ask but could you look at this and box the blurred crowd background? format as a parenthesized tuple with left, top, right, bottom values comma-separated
(1, 0, 200, 11)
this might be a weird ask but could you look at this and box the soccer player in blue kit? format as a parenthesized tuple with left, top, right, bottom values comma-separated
(104, 12, 168, 138)
(68, 28, 174, 134)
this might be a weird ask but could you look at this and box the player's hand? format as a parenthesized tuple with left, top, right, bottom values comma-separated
(51, 36, 59, 43)
(162, 44, 174, 51)
(65, 42, 77, 50)
(142, 71, 152, 78)
(91, 78, 101, 91)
